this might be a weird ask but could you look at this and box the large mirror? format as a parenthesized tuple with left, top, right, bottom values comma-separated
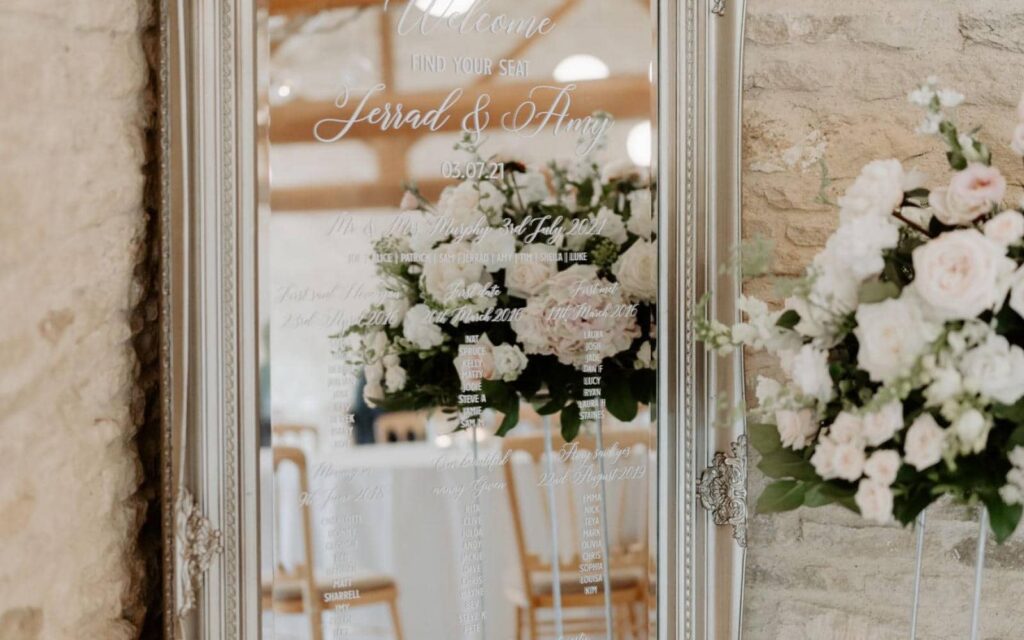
(259, 1, 662, 639)
(162, 0, 742, 637)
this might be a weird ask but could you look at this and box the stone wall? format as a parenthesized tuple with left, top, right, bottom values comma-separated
(0, 2, 153, 639)
(741, 1, 1024, 639)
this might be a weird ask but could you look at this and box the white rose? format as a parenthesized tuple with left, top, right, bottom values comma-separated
(838, 159, 906, 224)
(784, 295, 828, 339)
(862, 401, 904, 446)
(635, 341, 654, 369)
(855, 479, 894, 524)
(930, 164, 1007, 226)
(811, 436, 838, 479)
(364, 361, 385, 406)
(755, 376, 782, 408)
(952, 408, 990, 455)
(1011, 123, 1024, 157)
(384, 359, 407, 393)
(786, 344, 834, 404)
(491, 343, 529, 382)
(478, 180, 505, 220)
(513, 170, 550, 204)
(613, 240, 657, 302)
(904, 413, 946, 470)
(402, 304, 445, 349)
(960, 333, 1024, 405)
(828, 216, 900, 281)
(924, 364, 963, 407)
(601, 159, 646, 184)
(438, 181, 487, 229)
(911, 229, 1015, 321)
(984, 210, 1024, 246)
(832, 442, 867, 482)
(809, 245, 861, 316)
(407, 213, 450, 253)
(775, 409, 818, 450)
(594, 207, 629, 246)
(854, 295, 939, 383)
(1001, 484, 1024, 506)
(626, 190, 655, 239)
(864, 450, 901, 486)
(830, 412, 864, 445)
(1010, 445, 1024, 468)
(421, 243, 493, 311)
(506, 244, 558, 299)
(473, 228, 517, 273)
(384, 295, 411, 328)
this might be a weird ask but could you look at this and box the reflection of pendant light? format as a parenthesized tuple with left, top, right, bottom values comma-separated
(553, 54, 610, 82)
(627, 121, 652, 167)
(415, 0, 477, 17)
(277, 84, 292, 98)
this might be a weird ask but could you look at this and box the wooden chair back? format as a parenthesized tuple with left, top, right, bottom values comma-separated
(373, 411, 428, 443)
(271, 446, 321, 620)
(501, 427, 652, 602)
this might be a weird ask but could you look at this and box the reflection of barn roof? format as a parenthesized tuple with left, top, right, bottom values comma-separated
(267, 0, 654, 212)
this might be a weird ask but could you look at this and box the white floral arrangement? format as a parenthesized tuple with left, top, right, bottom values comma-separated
(700, 79, 1024, 542)
(345, 134, 657, 440)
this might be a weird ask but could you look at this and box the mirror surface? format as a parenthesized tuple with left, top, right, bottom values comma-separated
(258, 1, 660, 638)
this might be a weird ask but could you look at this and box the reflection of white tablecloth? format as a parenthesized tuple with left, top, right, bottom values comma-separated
(262, 433, 652, 640)
(264, 440, 520, 639)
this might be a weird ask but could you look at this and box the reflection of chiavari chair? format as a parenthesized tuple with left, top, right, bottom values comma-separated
(503, 430, 651, 639)
(373, 411, 427, 443)
(265, 447, 404, 640)
(272, 424, 319, 449)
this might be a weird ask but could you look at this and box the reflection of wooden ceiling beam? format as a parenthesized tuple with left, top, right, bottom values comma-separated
(272, 178, 454, 211)
(271, 0, 392, 16)
(270, 75, 651, 143)
(472, 0, 580, 87)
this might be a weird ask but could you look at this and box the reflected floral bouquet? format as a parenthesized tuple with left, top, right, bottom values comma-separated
(345, 135, 657, 440)
(700, 80, 1024, 542)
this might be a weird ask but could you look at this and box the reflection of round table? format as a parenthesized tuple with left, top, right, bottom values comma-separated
(272, 440, 520, 639)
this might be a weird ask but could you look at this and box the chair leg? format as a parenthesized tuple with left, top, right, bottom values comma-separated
(529, 606, 539, 640)
(622, 598, 638, 638)
(387, 595, 404, 640)
(515, 606, 523, 640)
(307, 591, 324, 640)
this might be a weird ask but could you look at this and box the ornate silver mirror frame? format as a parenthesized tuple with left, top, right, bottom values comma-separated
(159, 0, 748, 637)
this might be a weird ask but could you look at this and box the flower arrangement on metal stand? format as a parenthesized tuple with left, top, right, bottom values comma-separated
(699, 79, 1024, 638)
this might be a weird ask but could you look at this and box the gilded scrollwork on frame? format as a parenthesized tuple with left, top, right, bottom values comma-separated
(697, 435, 748, 548)
(174, 490, 224, 618)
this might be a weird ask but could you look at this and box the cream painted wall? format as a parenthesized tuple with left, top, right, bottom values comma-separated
(741, 1, 1024, 638)
(0, 2, 152, 638)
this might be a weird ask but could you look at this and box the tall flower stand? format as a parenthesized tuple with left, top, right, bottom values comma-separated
(908, 507, 989, 640)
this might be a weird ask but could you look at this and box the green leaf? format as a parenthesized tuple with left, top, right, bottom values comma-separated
(748, 423, 782, 455)
(560, 403, 581, 441)
(1008, 426, 1024, 450)
(757, 450, 820, 482)
(803, 483, 857, 511)
(859, 280, 900, 304)
(481, 379, 520, 437)
(994, 401, 1024, 426)
(495, 403, 520, 437)
(757, 480, 808, 514)
(775, 309, 800, 330)
(983, 494, 1024, 544)
(947, 150, 968, 171)
(604, 379, 638, 422)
